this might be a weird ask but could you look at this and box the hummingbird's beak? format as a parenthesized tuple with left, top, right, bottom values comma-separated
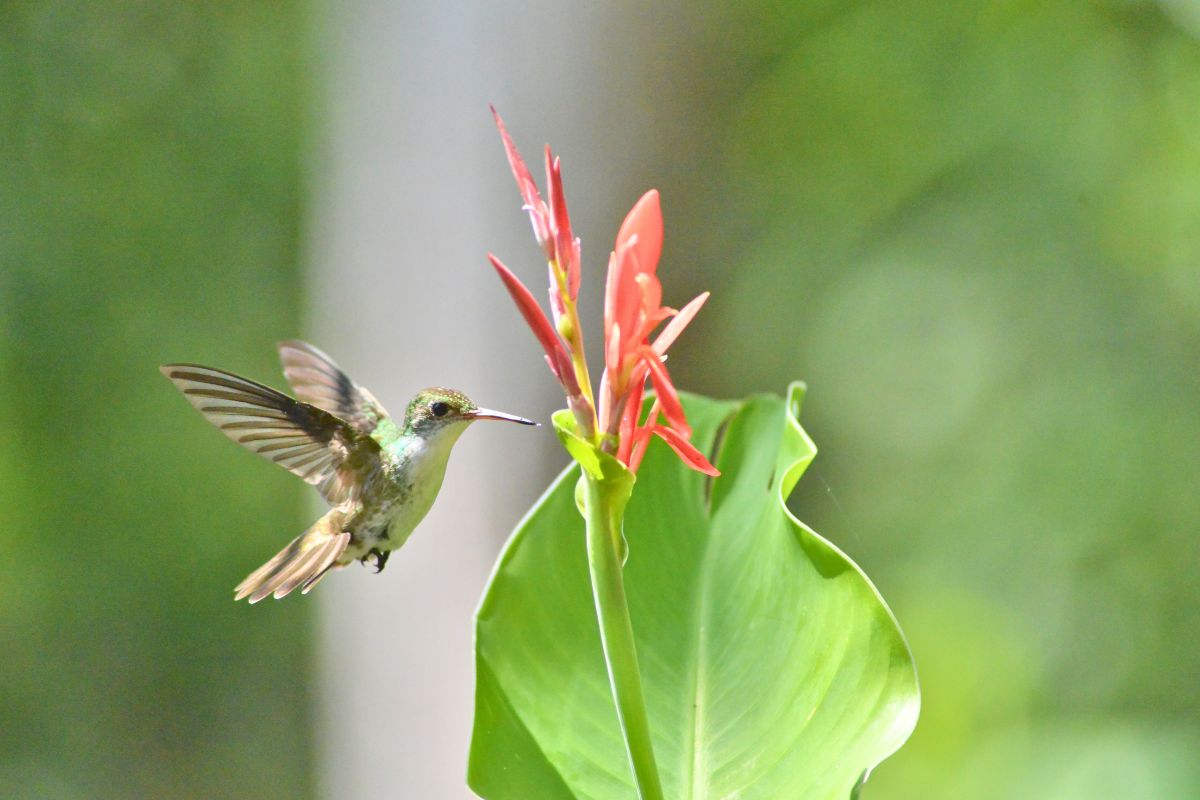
(470, 408, 539, 426)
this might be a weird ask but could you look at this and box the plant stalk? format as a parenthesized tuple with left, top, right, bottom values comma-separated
(582, 472, 665, 800)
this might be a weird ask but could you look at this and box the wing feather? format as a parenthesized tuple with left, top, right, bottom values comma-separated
(161, 364, 378, 507)
(277, 340, 390, 436)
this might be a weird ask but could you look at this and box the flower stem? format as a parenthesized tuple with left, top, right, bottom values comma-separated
(582, 472, 665, 800)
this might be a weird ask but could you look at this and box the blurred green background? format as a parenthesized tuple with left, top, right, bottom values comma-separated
(1, 4, 313, 798)
(3, 1, 1198, 798)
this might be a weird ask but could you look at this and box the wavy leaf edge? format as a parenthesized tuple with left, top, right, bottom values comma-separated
(774, 380, 921, 788)
(471, 383, 921, 798)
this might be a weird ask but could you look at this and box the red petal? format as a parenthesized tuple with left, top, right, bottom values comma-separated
(652, 425, 720, 476)
(636, 272, 662, 321)
(616, 190, 663, 276)
(615, 372, 647, 462)
(491, 106, 551, 248)
(643, 350, 690, 437)
(603, 250, 620, 339)
(489, 253, 570, 380)
(611, 240, 643, 343)
(627, 404, 659, 473)
(628, 441, 646, 473)
(598, 370, 613, 437)
(569, 237, 582, 300)
(491, 106, 540, 210)
(638, 305, 674, 344)
(605, 246, 641, 353)
(605, 320, 622, 381)
(546, 150, 579, 296)
(653, 292, 708, 356)
(603, 357, 647, 437)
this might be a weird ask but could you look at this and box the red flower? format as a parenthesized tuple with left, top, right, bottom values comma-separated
(489, 109, 717, 477)
(600, 192, 717, 476)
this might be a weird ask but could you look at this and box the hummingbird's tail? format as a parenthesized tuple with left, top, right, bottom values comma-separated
(234, 511, 351, 603)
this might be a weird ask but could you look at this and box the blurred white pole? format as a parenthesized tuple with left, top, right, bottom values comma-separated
(304, 2, 670, 797)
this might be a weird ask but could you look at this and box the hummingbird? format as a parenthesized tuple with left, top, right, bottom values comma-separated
(161, 340, 536, 603)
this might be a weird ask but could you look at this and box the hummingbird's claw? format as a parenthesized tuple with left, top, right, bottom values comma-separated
(364, 547, 390, 573)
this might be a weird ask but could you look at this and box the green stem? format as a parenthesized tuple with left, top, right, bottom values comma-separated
(582, 472, 665, 800)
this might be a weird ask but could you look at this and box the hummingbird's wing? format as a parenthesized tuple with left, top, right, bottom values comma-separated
(277, 340, 391, 436)
(160, 364, 381, 507)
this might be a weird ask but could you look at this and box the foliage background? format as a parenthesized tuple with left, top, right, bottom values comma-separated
(0, 4, 313, 798)
(2, 1, 1198, 798)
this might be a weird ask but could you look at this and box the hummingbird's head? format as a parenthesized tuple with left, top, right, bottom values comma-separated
(404, 387, 537, 439)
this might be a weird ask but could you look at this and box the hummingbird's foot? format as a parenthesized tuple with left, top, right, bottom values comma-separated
(365, 547, 390, 573)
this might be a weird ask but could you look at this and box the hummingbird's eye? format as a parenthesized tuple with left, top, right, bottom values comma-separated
(430, 401, 450, 418)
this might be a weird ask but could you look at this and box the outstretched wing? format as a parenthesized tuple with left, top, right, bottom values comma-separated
(277, 340, 390, 436)
(160, 364, 379, 507)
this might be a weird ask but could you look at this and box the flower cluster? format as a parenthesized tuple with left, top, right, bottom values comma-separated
(488, 108, 717, 476)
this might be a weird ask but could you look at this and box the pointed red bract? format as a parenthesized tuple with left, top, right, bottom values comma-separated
(546, 150, 580, 301)
(626, 399, 660, 474)
(616, 371, 647, 466)
(642, 350, 689, 438)
(653, 292, 708, 356)
(488, 254, 571, 381)
(491, 106, 552, 254)
(649, 424, 719, 476)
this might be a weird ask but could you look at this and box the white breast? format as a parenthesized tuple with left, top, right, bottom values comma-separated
(381, 421, 471, 550)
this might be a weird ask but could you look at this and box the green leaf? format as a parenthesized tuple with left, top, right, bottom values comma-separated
(470, 385, 919, 799)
